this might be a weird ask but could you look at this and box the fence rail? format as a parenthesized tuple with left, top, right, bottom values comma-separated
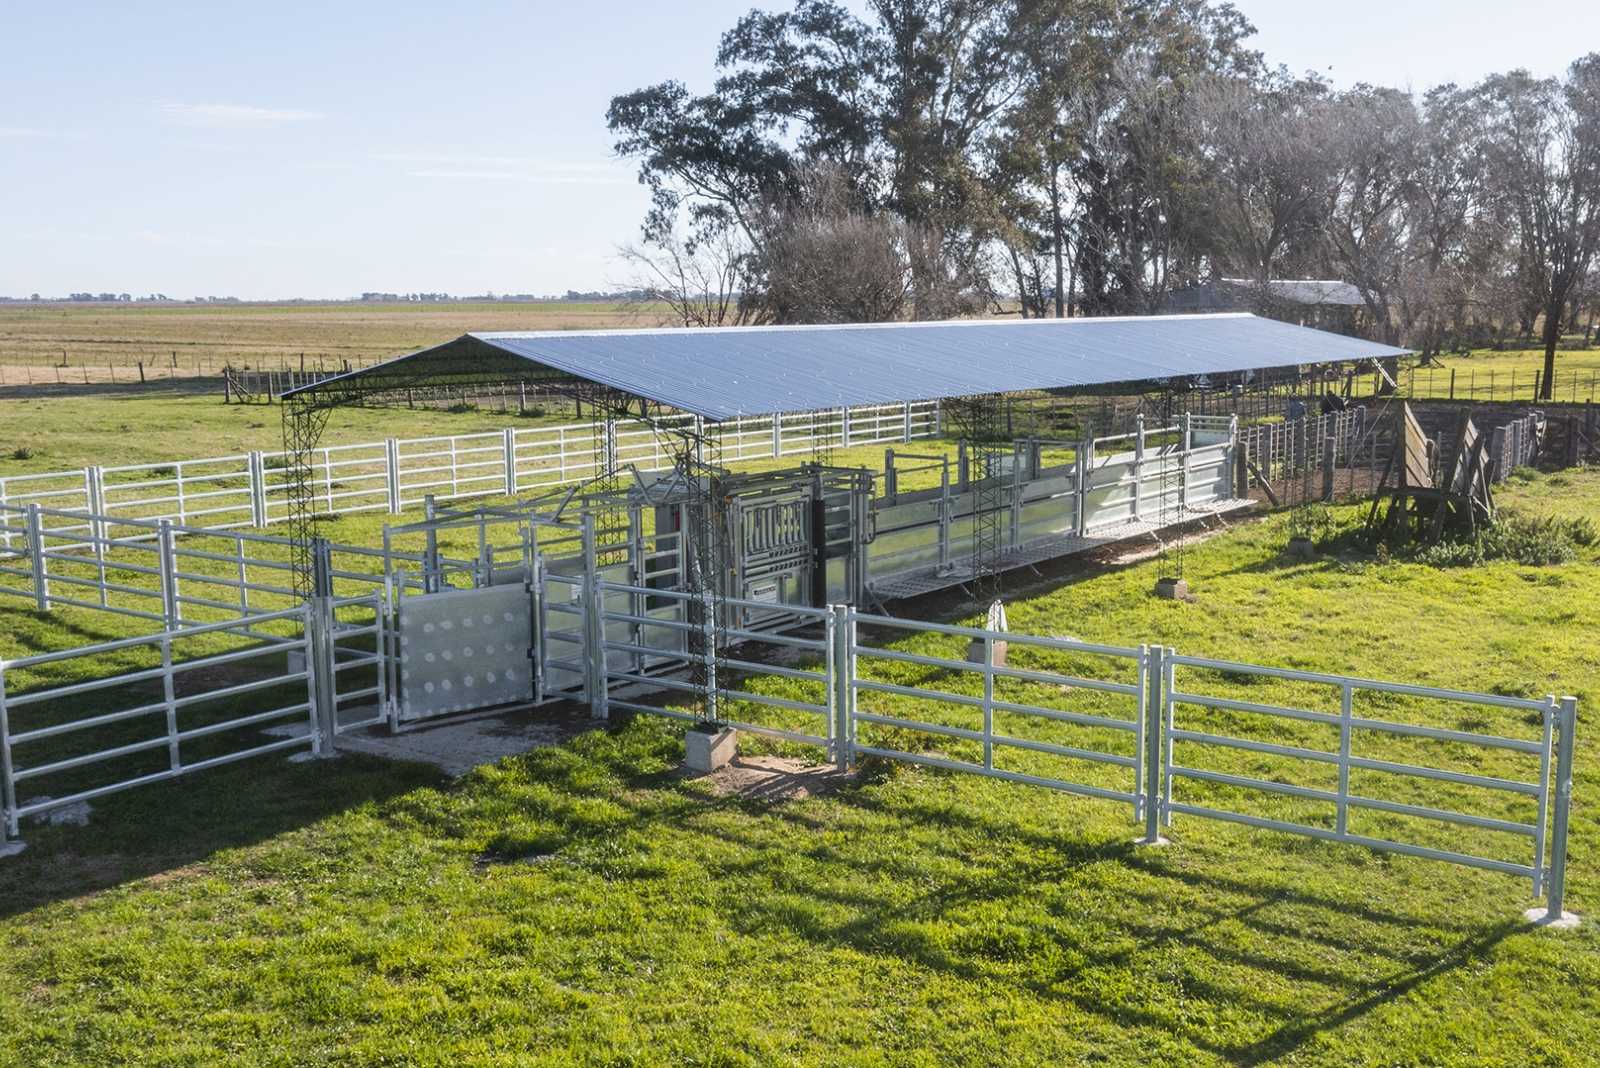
(0, 605, 322, 837)
(587, 596, 1578, 923)
(0, 402, 942, 541)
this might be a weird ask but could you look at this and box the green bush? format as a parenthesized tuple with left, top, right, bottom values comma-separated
(1414, 513, 1583, 568)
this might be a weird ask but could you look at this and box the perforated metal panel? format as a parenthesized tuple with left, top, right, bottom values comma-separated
(397, 584, 534, 723)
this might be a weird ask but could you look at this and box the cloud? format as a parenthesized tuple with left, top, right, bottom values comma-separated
(0, 126, 52, 138)
(159, 103, 324, 128)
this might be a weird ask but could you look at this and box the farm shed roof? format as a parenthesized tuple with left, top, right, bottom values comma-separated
(1232, 279, 1367, 307)
(284, 312, 1408, 422)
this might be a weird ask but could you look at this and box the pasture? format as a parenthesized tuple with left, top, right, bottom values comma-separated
(0, 300, 668, 384)
(0, 467, 1596, 1066)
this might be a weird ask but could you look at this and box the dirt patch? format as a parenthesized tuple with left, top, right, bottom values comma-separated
(696, 755, 856, 803)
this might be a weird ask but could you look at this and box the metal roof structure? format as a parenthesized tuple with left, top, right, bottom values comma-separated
(286, 312, 1408, 422)
(1228, 279, 1366, 307)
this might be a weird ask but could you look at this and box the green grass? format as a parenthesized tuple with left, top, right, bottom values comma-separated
(2, 469, 1599, 1064)
(0, 388, 593, 475)
(1403, 345, 1600, 404)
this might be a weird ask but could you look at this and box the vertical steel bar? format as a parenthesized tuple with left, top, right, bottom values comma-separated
(161, 633, 180, 772)
(0, 665, 19, 841)
(25, 503, 47, 612)
(982, 635, 995, 770)
(1141, 646, 1164, 842)
(158, 519, 178, 629)
(1337, 683, 1352, 836)
(503, 428, 517, 496)
(1545, 697, 1577, 919)
(1533, 696, 1554, 899)
(1133, 645, 1147, 822)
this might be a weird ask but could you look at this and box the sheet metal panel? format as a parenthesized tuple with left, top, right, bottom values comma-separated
(288, 314, 1410, 421)
(397, 584, 534, 722)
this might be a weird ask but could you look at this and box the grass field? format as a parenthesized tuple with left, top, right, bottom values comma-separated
(1, 468, 1596, 1066)
(1403, 345, 1600, 404)
(0, 301, 668, 383)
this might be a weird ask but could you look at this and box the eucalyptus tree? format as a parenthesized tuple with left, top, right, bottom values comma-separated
(1478, 55, 1600, 398)
(1188, 69, 1334, 296)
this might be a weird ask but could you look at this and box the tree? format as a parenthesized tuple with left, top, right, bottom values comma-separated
(1479, 56, 1600, 398)
(754, 163, 913, 323)
(1320, 85, 1421, 346)
(616, 228, 766, 328)
(1190, 70, 1333, 292)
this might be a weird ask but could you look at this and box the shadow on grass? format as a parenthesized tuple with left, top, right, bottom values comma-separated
(455, 721, 1526, 1064)
(1, 711, 1528, 1064)
(0, 749, 444, 921)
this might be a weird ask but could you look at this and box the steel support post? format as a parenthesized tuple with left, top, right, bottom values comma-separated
(309, 536, 338, 756)
(1076, 438, 1092, 537)
(385, 438, 402, 514)
(830, 604, 855, 771)
(1533, 697, 1579, 926)
(248, 452, 268, 527)
(503, 428, 517, 496)
(581, 514, 607, 720)
(158, 519, 179, 629)
(24, 504, 47, 612)
(1132, 415, 1145, 522)
(1136, 645, 1168, 845)
(0, 665, 21, 851)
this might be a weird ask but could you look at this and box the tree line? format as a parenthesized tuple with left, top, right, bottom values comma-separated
(606, 0, 1600, 399)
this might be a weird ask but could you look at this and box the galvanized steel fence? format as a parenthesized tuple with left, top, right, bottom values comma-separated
(0, 402, 941, 540)
(585, 593, 1578, 921)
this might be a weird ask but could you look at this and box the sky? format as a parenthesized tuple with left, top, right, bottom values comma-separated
(3, 0, 1596, 301)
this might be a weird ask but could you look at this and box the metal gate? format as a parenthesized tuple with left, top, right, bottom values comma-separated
(393, 583, 536, 724)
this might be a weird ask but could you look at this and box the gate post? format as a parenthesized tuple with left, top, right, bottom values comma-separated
(579, 514, 608, 720)
(157, 519, 179, 629)
(1531, 697, 1579, 927)
(503, 428, 518, 496)
(1075, 437, 1094, 538)
(24, 504, 48, 613)
(1136, 645, 1168, 845)
(830, 604, 855, 771)
(309, 537, 339, 756)
(385, 438, 402, 514)
(0, 663, 23, 853)
(248, 451, 268, 527)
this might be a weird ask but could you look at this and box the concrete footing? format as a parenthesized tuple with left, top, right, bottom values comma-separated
(1153, 577, 1189, 600)
(1524, 907, 1581, 930)
(0, 840, 26, 858)
(1286, 536, 1317, 561)
(1132, 834, 1171, 847)
(685, 726, 738, 774)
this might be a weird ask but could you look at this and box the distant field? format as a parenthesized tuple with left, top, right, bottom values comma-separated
(0, 301, 672, 383)
(1403, 345, 1600, 404)
(0, 387, 577, 474)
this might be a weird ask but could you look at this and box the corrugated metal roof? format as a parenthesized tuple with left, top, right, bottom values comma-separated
(464, 313, 1405, 420)
(287, 312, 1408, 421)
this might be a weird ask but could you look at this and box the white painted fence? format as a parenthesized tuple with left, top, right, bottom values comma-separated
(0, 401, 942, 546)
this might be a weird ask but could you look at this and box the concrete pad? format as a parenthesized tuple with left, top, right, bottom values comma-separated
(1524, 907, 1581, 930)
(336, 712, 583, 777)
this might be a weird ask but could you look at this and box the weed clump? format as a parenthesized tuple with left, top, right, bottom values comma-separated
(1322, 510, 1592, 569)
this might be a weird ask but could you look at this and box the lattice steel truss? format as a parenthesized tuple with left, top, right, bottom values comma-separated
(278, 351, 732, 723)
(944, 393, 1008, 600)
